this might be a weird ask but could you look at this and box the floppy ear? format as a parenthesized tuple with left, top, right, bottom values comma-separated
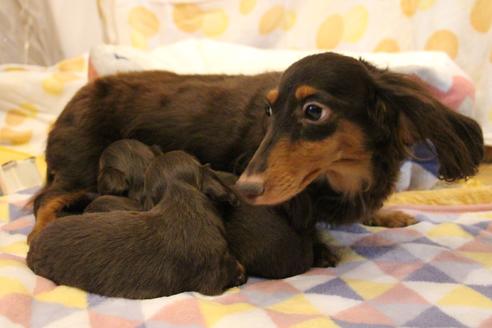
(200, 164, 240, 206)
(97, 167, 128, 195)
(370, 69, 483, 182)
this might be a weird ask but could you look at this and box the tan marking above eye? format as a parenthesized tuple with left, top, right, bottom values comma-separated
(266, 89, 279, 104)
(295, 85, 319, 101)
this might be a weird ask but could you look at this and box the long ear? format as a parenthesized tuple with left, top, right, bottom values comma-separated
(371, 69, 483, 182)
(97, 167, 128, 195)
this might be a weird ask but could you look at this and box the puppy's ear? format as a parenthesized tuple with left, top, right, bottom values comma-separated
(369, 68, 483, 182)
(200, 165, 240, 206)
(97, 167, 128, 195)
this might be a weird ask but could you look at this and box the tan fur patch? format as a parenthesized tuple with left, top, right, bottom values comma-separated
(324, 121, 373, 197)
(28, 191, 88, 243)
(266, 89, 279, 104)
(295, 85, 318, 101)
(250, 120, 373, 204)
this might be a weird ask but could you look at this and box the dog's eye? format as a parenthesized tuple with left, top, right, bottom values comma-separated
(265, 104, 273, 117)
(303, 102, 330, 122)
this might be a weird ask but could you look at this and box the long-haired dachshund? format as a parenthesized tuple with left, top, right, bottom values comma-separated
(30, 53, 483, 262)
(27, 151, 246, 298)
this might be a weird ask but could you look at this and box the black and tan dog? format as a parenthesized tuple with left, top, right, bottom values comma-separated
(30, 53, 483, 263)
(27, 151, 245, 298)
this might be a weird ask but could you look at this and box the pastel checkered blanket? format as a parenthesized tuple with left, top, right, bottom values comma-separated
(1, 187, 492, 328)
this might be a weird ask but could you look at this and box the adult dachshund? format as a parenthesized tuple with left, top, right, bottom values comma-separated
(29, 53, 483, 259)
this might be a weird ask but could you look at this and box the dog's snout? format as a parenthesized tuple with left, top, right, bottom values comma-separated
(235, 176, 264, 199)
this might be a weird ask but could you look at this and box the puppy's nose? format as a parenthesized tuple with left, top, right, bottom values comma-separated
(235, 176, 264, 199)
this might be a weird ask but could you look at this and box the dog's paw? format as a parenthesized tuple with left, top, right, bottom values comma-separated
(234, 261, 248, 286)
(363, 210, 417, 228)
(312, 242, 339, 267)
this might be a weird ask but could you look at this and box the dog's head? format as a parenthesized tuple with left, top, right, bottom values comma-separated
(143, 151, 238, 209)
(236, 53, 483, 205)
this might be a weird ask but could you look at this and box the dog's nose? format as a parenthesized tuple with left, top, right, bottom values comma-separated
(235, 176, 264, 199)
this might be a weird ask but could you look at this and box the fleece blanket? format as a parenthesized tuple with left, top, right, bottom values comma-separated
(1, 186, 492, 328)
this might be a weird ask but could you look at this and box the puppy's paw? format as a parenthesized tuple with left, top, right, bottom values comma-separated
(234, 261, 248, 286)
(27, 228, 40, 245)
(363, 210, 417, 228)
(312, 242, 339, 267)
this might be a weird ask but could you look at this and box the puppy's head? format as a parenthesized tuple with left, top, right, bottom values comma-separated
(236, 53, 483, 205)
(98, 139, 159, 198)
(143, 151, 238, 209)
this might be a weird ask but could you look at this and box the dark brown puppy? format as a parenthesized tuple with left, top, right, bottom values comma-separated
(214, 171, 316, 279)
(97, 139, 161, 201)
(27, 151, 245, 299)
(84, 139, 159, 213)
(30, 53, 483, 255)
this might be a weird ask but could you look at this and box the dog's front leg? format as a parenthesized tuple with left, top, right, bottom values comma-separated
(362, 209, 417, 228)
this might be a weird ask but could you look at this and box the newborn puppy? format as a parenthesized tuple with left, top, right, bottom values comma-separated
(215, 172, 315, 279)
(27, 151, 245, 299)
(84, 139, 160, 213)
(225, 204, 315, 279)
(97, 139, 161, 202)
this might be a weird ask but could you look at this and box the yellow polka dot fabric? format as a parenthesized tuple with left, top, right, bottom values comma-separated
(103, 0, 491, 143)
(0, 56, 88, 157)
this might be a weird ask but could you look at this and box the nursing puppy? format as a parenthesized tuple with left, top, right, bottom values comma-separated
(97, 139, 161, 202)
(27, 151, 245, 299)
(85, 139, 160, 213)
(89, 166, 317, 279)
(198, 171, 317, 279)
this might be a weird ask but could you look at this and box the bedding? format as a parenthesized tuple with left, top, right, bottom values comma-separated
(1, 187, 492, 327)
(0, 41, 490, 327)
